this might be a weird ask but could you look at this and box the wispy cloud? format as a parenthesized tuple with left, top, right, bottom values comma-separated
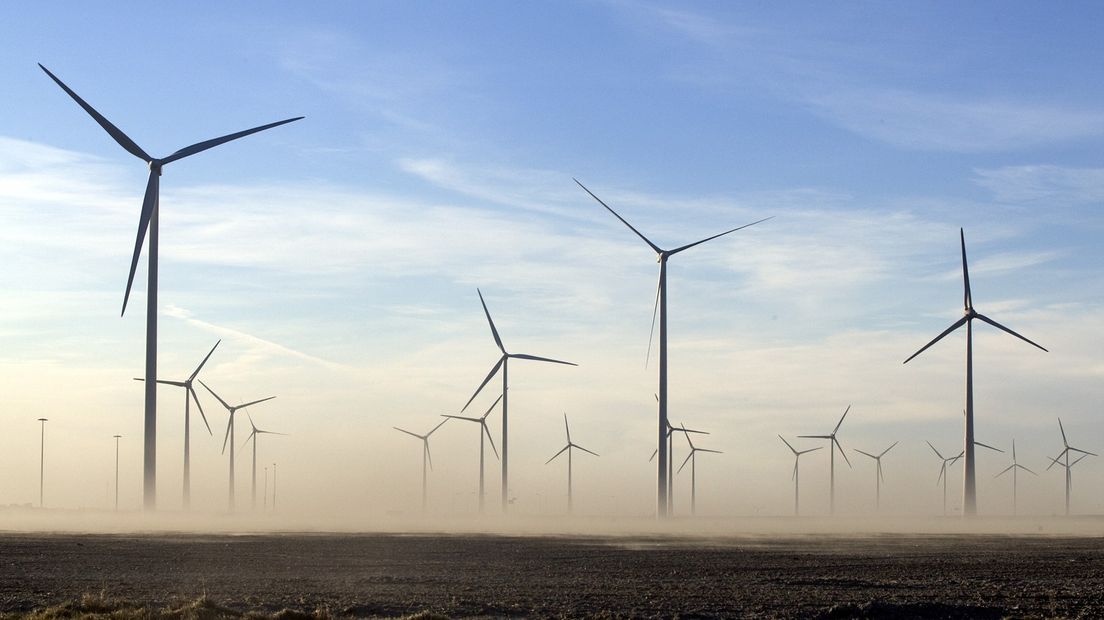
(974, 165, 1104, 204)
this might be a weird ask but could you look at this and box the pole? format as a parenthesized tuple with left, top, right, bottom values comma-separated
(38, 418, 47, 507)
(657, 257, 669, 519)
(875, 461, 880, 512)
(264, 466, 268, 511)
(228, 412, 236, 512)
(272, 463, 277, 512)
(501, 359, 509, 513)
(478, 425, 485, 514)
(114, 434, 122, 511)
(143, 201, 158, 512)
(691, 453, 697, 516)
(183, 389, 190, 510)
(421, 441, 428, 512)
(794, 457, 800, 516)
(963, 320, 976, 517)
(829, 438, 835, 515)
(251, 434, 257, 511)
(568, 446, 573, 515)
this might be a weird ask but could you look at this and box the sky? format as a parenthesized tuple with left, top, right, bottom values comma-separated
(1, 2, 1103, 521)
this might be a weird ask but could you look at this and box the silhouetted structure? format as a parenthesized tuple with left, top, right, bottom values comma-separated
(799, 405, 852, 515)
(779, 436, 821, 516)
(393, 419, 448, 513)
(200, 381, 276, 512)
(442, 395, 501, 514)
(545, 414, 599, 514)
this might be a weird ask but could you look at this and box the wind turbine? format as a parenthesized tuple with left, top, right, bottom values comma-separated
(799, 405, 852, 515)
(441, 394, 502, 514)
(649, 407, 709, 516)
(854, 442, 898, 512)
(576, 179, 769, 518)
(200, 381, 276, 512)
(995, 439, 1036, 516)
(545, 414, 599, 515)
(676, 424, 721, 516)
(241, 412, 287, 511)
(927, 441, 964, 515)
(40, 65, 302, 510)
(903, 229, 1047, 517)
(393, 419, 449, 513)
(1047, 418, 1097, 516)
(134, 340, 219, 510)
(779, 436, 821, 516)
(460, 289, 576, 513)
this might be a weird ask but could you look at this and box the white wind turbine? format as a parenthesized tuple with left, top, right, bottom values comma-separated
(200, 381, 276, 513)
(40, 65, 301, 510)
(779, 436, 821, 516)
(241, 412, 287, 511)
(545, 414, 599, 515)
(994, 439, 1036, 516)
(576, 179, 769, 518)
(799, 405, 852, 515)
(853, 442, 898, 512)
(1047, 418, 1096, 516)
(927, 441, 964, 515)
(442, 394, 502, 514)
(676, 424, 722, 516)
(393, 419, 449, 513)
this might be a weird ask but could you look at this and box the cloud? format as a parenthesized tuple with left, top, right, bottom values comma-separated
(974, 165, 1104, 205)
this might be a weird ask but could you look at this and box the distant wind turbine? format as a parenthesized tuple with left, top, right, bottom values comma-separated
(241, 412, 287, 511)
(779, 436, 821, 516)
(200, 381, 276, 512)
(576, 179, 769, 518)
(41, 65, 301, 511)
(649, 403, 709, 516)
(461, 289, 576, 514)
(927, 441, 964, 515)
(676, 424, 722, 516)
(394, 419, 449, 513)
(995, 439, 1036, 516)
(799, 405, 852, 515)
(442, 394, 502, 514)
(854, 442, 898, 512)
(903, 229, 1047, 517)
(545, 414, 599, 515)
(1047, 418, 1097, 516)
(134, 340, 220, 510)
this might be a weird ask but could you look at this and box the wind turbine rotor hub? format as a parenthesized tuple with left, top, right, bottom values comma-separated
(149, 159, 163, 175)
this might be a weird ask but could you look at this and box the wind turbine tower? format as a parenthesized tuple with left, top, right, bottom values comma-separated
(545, 414, 599, 515)
(576, 179, 768, 518)
(676, 424, 721, 516)
(799, 405, 852, 515)
(995, 439, 1036, 516)
(854, 442, 898, 512)
(779, 436, 821, 516)
(201, 381, 276, 512)
(242, 413, 287, 511)
(394, 419, 449, 513)
(442, 395, 501, 514)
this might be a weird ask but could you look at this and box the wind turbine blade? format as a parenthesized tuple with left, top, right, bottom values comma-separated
(792, 460, 798, 481)
(563, 413, 571, 443)
(698, 448, 723, 455)
(854, 449, 877, 459)
(1069, 447, 1099, 457)
(427, 418, 449, 437)
(799, 447, 823, 455)
(425, 441, 434, 471)
(879, 441, 899, 458)
(994, 464, 1014, 478)
(510, 353, 577, 366)
(1012, 439, 1018, 463)
(237, 395, 276, 409)
(574, 178, 661, 254)
(188, 386, 213, 435)
(949, 451, 964, 465)
(926, 441, 944, 460)
(189, 340, 221, 381)
(441, 414, 481, 423)
(974, 313, 1048, 353)
(937, 463, 946, 485)
(393, 427, 423, 440)
(258, 430, 288, 436)
(878, 462, 885, 483)
(798, 435, 831, 439)
(974, 440, 1003, 453)
(476, 289, 506, 353)
(1019, 464, 1037, 476)
(121, 169, 158, 317)
(483, 422, 499, 459)
(575, 444, 600, 457)
(1058, 418, 1068, 447)
(677, 452, 693, 474)
(903, 316, 970, 364)
(667, 216, 773, 256)
(160, 117, 304, 165)
(460, 357, 505, 413)
(645, 268, 660, 369)
(1046, 453, 1063, 471)
(246, 411, 257, 432)
(38, 64, 151, 162)
(833, 405, 851, 434)
(960, 228, 972, 309)
(648, 448, 658, 462)
(481, 393, 504, 419)
(240, 430, 255, 451)
(221, 417, 232, 454)
(777, 434, 794, 454)
(545, 445, 569, 465)
(1071, 453, 1088, 467)
(681, 423, 695, 450)
(200, 380, 233, 412)
(835, 437, 851, 468)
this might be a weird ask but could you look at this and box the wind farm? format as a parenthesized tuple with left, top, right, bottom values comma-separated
(4, 4, 1104, 618)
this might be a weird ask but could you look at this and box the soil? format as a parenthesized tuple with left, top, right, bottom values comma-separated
(0, 532, 1101, 618)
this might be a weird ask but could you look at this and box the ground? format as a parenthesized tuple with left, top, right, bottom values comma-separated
(0, 532, 1101, 618)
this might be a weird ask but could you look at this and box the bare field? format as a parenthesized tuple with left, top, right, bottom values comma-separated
(1, 532, 1102, 618)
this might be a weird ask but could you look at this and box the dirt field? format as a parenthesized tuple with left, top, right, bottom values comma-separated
(0, 532, 1102, 618)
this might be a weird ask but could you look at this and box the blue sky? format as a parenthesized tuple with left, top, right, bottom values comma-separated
(1, 3, 1102, 518)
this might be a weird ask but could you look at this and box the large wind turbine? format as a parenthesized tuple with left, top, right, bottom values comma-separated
(40, 65, 302, 510)
(799, 405, 852, 515)
(393, 419, 449, 513)
(995, 439, 1036, 516)
(927, 441, 964, 515)
(461, 289, 576, 513)
(779, 436, 821, 516)
(545, 414, 599, 515)
(200, 381, 276, 512)
(854, 442, 898, 512)
(576, 179, 769, 518)
(442, 394, 502, 514)
(649, 409, 709, 516)
(241, 413, 287, 511)
(903, 229, 1047, 517)
(676, 424, 721, 516)
(134, 340, 220, 509)
(1047, 418, 1097, 516)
